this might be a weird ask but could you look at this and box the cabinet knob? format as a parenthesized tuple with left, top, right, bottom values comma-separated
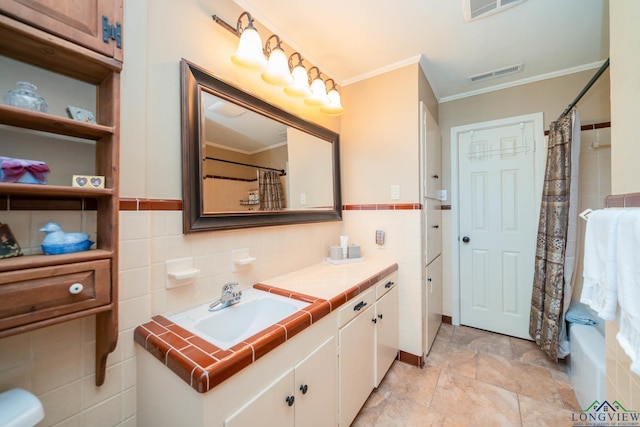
(299, 384, 308, 395)
(378, 313, 383, 320)
(285, 395, 295, 406)
(427, 277, 432, 282)
(372, 317, 377, 324)
(432, 224, 439, 229)
(462, 236, 470, 243)
(384, 281, 394, 289)
(432, 174, 439, 179)
(69, 283, 84, 294)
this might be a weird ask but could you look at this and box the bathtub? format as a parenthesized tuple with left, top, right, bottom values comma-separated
(569, 319, 606, 408)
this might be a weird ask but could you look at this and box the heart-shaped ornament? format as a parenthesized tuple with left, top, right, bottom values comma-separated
(90, 177, 102, 188)
(76, 177, 87, 186)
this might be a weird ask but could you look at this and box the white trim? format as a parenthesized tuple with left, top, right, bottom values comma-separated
(342, 55, 423, 87)
(450, 112, 545, 326)
(440, 61, 606, 103)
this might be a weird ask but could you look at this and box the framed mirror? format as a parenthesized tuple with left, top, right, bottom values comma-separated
(180, 59, 342, 232)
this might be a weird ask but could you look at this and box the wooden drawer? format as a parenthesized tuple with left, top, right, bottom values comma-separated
(339, 288, 375, 328)
(375, 272, 398, 300)
(0, 260, 111, 331)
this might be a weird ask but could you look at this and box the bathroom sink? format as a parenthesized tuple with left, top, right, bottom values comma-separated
(168, 288, 310, 350)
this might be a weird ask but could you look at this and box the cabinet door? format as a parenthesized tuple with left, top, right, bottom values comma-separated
(375, 285, 398, 387)
(425, 255, 443, 353)
(295, 336, 337, 427)
(425, 198, 442, 265)
(0, 0, 123, 60)
(338, 304, 375, 427)
(423, 104, 442, 199)
(225, 369, 295, 427)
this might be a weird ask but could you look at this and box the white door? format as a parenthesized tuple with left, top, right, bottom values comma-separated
(457, 119, 540, 339)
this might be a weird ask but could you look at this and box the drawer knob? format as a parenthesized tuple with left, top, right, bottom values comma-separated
(69, 283, 84, 294)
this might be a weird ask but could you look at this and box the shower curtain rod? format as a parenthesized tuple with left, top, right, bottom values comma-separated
(560, 58, 610, 118)
(204, 156, 285, 174)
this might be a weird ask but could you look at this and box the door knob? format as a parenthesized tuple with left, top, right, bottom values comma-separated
(462, 236, 470, 243)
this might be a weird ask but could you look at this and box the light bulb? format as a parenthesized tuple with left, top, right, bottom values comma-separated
(305, 77, 329, 106)
(261, 47, 293, 86)
(231, 27, 267, 70)
(321, 88, 344, 115)
(284, 65, 312, 97)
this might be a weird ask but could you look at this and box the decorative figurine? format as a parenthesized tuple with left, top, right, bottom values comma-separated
(39, 222, 93, 255)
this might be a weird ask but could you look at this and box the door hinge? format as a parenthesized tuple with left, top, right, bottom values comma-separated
(102, 16, 122, 48)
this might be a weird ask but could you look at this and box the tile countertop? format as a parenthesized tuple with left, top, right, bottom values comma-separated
(134, 259, 398, 393)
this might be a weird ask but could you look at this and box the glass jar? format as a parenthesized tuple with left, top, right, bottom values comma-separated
(2, 81, 49, 113)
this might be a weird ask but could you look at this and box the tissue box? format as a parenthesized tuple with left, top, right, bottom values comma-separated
(0, 157, 49, 184)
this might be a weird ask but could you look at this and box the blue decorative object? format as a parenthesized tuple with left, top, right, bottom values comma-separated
(39, 222, 93, 255)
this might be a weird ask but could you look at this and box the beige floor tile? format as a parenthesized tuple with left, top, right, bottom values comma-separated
(425, 339, 478, 379)
(477, 352, 562, 406)
(550, 369, 582, 411)
(372, 395, 468, 427)
(519, 393, 577, 427)
(435, 323, 454, 342)
(353, 325, 581, 426)
(510, 337, 568, 372)
(452, 326, 513, 359)
(350, 387, 390, 427)
(430, 370, 521, 426)
(377, 362, 441, 407)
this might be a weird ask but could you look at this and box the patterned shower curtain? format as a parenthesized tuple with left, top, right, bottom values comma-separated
(258, 170, 284, 210)
(529, 110, 578, 361)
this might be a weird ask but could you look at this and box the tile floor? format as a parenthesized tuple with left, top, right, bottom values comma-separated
(352, 323, 581, 427)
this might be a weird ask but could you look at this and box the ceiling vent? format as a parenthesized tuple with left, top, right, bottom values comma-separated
(462, 0, 527, 21)
(468, 63, 524, 83)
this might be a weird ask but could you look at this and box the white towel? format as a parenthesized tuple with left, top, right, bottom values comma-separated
(614, 209, 640, 375)
(580, 209, 623, 320)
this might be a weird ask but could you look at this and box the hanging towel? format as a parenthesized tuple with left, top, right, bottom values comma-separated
(614, 209, 640, 375)
(580, 208, 623, 320)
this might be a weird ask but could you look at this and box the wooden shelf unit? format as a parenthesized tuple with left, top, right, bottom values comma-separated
(0, 1, 122, 386)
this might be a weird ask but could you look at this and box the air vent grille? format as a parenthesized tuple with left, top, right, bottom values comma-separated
(468, 63, 523, 83)
(463, 0, 527, 21)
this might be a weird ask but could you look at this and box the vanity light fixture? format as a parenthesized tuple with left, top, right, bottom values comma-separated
(320, 79, 344, 115)
(284, 53, 312, 97)
(304, 66, 329, 106)
(230, 12, 267, 70)
(213, 12, 343, 115)
(261, 35, 294, 86)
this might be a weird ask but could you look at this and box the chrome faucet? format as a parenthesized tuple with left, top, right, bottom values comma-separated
(209, 282, 242, 312)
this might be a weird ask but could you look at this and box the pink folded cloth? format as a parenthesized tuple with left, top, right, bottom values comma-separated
(1, 157, 50, 183)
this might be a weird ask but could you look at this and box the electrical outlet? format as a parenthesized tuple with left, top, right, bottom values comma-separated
(438, 190, 447, 201)
(300, 193, 306, 205)
(390, 185, 400, 200)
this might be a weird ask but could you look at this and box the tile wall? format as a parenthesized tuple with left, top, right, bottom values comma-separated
(0, 207, 341, 426)
(341, 208, 423, 356)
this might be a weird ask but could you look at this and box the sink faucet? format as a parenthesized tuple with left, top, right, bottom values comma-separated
(209, 282, 242, 312)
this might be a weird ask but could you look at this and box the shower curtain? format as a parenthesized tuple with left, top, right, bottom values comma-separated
(258, 170, 284, 210)
(529, 110, 581, 361)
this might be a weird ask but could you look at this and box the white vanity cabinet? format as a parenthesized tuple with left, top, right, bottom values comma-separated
(338, 288, 376, 426)
(338, 272, 399, 426)
(374, 274, 399, 387)
(225, 336, 336, 427)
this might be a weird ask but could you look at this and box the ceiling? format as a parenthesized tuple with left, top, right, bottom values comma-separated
(232, 0, 609, 102)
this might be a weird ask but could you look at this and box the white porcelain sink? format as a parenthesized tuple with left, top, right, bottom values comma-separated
(168, 288, 310, 350)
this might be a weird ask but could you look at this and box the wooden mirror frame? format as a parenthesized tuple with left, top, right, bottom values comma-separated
(180, 59, 342, 232)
